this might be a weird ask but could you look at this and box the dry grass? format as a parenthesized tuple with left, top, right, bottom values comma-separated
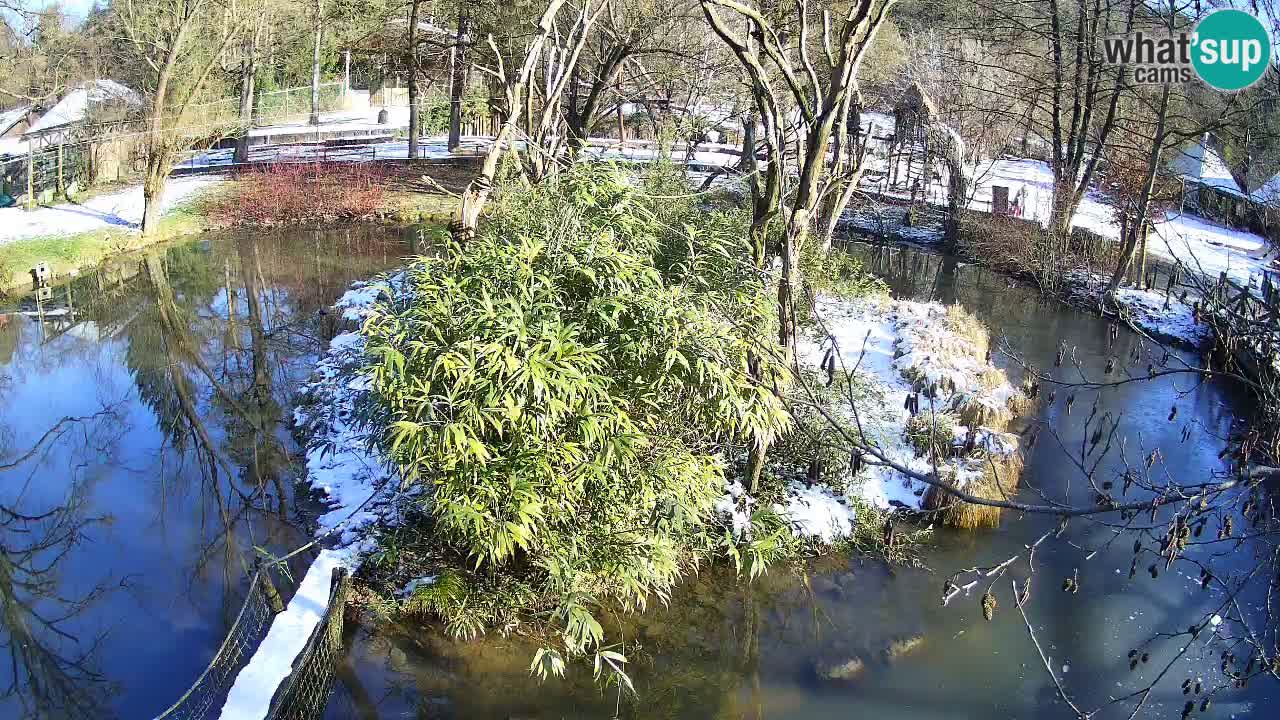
(945, 304, 989, 358)
(923, 452, 1024, 530)
(905, 412, 958, 458)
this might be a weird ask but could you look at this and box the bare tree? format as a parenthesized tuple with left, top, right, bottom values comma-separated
(118, 0, 246, 236)
(451, 0, 571, 243)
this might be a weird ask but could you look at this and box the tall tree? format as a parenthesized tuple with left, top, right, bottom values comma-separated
(447, 8, 469, 151)
(702, 0, 894, 491)
(116, 0, 246, 236)
(233, 15, 265, 164)
(308, 0, 323, 125)
(407, 0, 422, 157)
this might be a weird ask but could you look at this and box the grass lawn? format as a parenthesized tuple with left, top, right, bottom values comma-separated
(0, 192, 223, 294)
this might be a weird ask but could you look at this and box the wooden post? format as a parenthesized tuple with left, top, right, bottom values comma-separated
(57, 144, 65, 199)
(344, 49, 351, 98)
(257, 561, 287, 614)
(26, 149, 34, 209)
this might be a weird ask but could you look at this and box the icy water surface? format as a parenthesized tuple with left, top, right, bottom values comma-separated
(0, 226, 417, 719)
(327, 242, 1276, 719)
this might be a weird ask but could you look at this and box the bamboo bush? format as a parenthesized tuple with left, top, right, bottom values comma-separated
(358, 164, 791, 679)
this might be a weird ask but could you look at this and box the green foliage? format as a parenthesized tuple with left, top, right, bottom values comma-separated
(800, 241, 887, 300)
(360, 164, 790, 665)
(417, 93, 489, 135)
(904, 411, 958, 458)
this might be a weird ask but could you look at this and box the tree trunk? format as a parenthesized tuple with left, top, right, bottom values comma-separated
(141, 157, 167, 237)
(567, 49, 628, 152)
(1107, 82, 1171, 301)
(737, 111, 756, 173)
(309, 0, 323, 126)
(233, 27, 258, 164)
(408, 0, 421, 158)
(615, 70, 625, 144)
(447, 11, 469, 152)
(937, 126, 969, 249)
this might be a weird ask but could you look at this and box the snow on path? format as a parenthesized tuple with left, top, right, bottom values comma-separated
(861, 134, 1276, 289)
(0, 175, 222, 246)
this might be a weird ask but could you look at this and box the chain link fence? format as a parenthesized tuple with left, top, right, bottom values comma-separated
(152, 571, 282, 720)
(150, 564, 351, 720)
(264, 568, 351, 720)
(187, 83, 349, 130)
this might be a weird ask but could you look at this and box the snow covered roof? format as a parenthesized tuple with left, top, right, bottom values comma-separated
(1250, 172, 1280, 206)
(25, 80, 141, 135)
(0, 105, 31, 135)
(1167, 133, 1246, 198)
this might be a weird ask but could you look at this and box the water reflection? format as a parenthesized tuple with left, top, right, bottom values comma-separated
(0, 226, 414, 718)
(330, 241, 1273, 719)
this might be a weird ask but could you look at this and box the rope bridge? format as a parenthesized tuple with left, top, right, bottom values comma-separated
(152, 562, 351, 720)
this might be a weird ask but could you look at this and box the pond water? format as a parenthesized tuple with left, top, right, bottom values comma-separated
(326, 241, 1276, 719)
(2, 228, 1272, 720)
(0, 226, 417, 719)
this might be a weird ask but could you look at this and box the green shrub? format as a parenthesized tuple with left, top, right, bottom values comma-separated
(905, 411, 958, 458)
(800, 240, 887, 300)
(360, 164, 790, 676)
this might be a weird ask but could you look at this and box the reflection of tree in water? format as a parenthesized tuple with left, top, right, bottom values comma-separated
(0, 412, 126, 719)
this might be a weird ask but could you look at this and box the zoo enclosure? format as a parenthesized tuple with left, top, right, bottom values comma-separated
(152, 564, 351, 720)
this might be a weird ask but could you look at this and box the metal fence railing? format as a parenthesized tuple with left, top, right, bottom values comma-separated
(1, 143, 90, 207)
(152, 570, 285, 720)
(150, 563, 351, 720)
(264, 568, 351, 720)
(186, 83, 349, 131)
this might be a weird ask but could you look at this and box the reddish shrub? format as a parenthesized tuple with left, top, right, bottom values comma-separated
(209, 162, 390, 226)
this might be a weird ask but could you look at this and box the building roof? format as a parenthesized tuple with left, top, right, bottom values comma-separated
(24, 80, 141, 136)
(0, 105, 32, 135)
(1250, 171, 1280, 206)
(1167, 133, 1246, 198)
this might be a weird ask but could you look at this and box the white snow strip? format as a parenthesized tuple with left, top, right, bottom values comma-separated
(215, 548, 352, 720)
(0, 175, 223, 245)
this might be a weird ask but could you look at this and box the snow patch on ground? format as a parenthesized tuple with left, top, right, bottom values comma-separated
(1063, 271, 1211, 348)
(776, 481, 857, 543)
(799, 297, 1022, 513)
(0, 175, 223, 246)
(855, 121, 1275, 289)
(292, 280, 404, 551)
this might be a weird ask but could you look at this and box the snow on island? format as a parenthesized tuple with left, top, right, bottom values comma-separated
(717, 295, 1029, 541)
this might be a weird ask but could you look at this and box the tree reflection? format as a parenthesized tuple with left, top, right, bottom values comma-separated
(0, 412, 124, 719)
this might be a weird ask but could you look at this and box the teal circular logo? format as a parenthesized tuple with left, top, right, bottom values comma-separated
(1192, 9, 1271, 91)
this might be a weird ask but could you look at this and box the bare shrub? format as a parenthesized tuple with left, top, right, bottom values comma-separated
(207, 162, 389, 226)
